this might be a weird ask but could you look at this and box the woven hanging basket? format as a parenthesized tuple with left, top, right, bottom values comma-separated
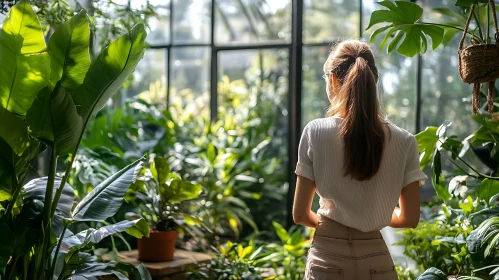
(457, 0, 499, 114)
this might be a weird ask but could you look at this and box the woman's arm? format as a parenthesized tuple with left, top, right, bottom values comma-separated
(293, 175, 320, 228)
(390, 181, 420, 229)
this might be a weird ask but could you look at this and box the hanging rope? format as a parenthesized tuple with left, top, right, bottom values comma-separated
(489, 81, 495, 114)
(473, 83, 481, 114)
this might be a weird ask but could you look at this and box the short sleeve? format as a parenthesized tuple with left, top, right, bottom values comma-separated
(403, 136, 428, 188)
(295, 124, 315, 181)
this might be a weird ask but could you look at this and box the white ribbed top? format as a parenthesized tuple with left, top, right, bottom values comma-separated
(295, 117, 427, 232)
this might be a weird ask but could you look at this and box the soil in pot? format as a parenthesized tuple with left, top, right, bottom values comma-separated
(138, 230, 178, 262)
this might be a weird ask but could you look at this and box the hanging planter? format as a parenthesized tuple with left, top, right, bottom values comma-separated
(458, 0, 499, 114)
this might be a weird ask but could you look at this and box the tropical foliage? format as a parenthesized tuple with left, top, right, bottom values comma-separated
(127, 154, 204, 233)
(0, 1, 150, 279)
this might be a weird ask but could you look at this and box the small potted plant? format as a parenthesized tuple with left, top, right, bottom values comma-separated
(129, 154, 203, 262)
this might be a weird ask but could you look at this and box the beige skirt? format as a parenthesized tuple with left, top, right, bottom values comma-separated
(305, 215, 397, 280)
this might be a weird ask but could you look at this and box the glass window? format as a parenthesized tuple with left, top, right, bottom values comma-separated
(218, 49, 289, 113)
(215, 0, 291, 44)
(146, 0, 170, 45)
(122, 49, 167, 103)
(170, 47, 210, 119)
(173, 0, 211, 44)
(218, 48, 290, 226)
(303, 0, 360, 43)
(302, 47, 330, 128)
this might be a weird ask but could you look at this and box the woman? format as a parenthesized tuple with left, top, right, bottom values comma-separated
(293, 40, 427, 280)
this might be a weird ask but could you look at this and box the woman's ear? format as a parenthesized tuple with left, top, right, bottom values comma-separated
(331, 74, 341, 89)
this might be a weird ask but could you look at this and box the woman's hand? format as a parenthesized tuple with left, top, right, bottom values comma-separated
(293, 175, 320, 228)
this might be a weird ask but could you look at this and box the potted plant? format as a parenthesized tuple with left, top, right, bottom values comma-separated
(129, 154, 203, 262)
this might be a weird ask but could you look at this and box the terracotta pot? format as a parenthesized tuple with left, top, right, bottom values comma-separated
(137, 230, 178, 262)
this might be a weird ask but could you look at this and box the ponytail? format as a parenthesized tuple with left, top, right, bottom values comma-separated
(325, 40, 385, 181)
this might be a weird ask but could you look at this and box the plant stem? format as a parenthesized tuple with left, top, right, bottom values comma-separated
(50, 156, 74, 218)
(418, 22, 483, 42)
(6, 256, 19, 280)
(40, 148, 58, 280)
(42, 148, 58, 232)
(438, 139, 499, 180)
(487, 3, 490, 44)
(1, 171, 30, 223)
(473, 6, 484, 42)
(49, 222, 69, 280)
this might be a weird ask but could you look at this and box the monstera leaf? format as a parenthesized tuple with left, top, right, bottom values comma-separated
(366, 1, 444, 57)
(71, 158, 144, 222)
(0, 0, 49, 115)
(48, 9, 90, 91)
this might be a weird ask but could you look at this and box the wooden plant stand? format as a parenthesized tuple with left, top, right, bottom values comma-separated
(102, 249, 211, 280)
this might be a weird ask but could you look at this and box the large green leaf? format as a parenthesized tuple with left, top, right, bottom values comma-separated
(477, 179, 499, 206)
(51, 85, 83, 156)
(415, 267, 447, 280)
(26, 87, 54, 143)
(367, 1, 444, 57)
(161, 173, 202, 203)
(0, 223, 14, 270)
(22, 177, 75, 216)
(86, 219, 149, 244)
(415, 126, 439, 169)
(431, 151, 451, 202)
(150, 156, 170, 185)
(72, 23, 146, 121)
(71, 158, 144, 222)
(48, 9, 90, 91)
(0, 0, 49, 115)
(0, 106, 29, 155)
(272, 221, 289, 243)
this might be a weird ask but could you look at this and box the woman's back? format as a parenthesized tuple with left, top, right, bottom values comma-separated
(297, 116, 426, 232)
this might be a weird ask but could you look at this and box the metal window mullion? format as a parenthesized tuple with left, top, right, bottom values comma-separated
(210, 0, 218, 121)
(415, 0, 423, 133)
(167, 0, 174, 109)
(166, 46, 171, 108)
(359, 0, 363, 38)
(287, 0, 303, 228)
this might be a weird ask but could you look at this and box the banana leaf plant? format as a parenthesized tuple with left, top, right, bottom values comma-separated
(0, 1, 150, 279)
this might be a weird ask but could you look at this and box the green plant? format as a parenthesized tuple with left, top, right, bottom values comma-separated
(366, 0, 496, 57)
(189, 221, 311, 280)
(188, 241, 264, 280)
(253, 222, 311, 280)
(397, 116, 499, 278)
(128, 154, 203, 233)
(0, 1, 149, 279)
(77, 76, 288, 240)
